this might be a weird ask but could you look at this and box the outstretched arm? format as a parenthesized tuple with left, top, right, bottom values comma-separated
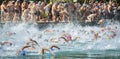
(21, 45, 31, 50)
(32, 40, 39, 46)
(58, 37, 68, 42)
(1, 41, 12, 46)
(16, 45, 31, 55)
(50, 45, 60, 50)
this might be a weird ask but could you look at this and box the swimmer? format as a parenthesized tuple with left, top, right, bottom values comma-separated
(94, 32, 98, 40)
(38, 45, 60, 55)
(0, 41, 12, 46)
(44, 29, 53, 33)
(26, 38, 39, 45)
(98, 19, 105, 25)
(108, 34, 116, 39)
(49, 38, 59, 43)
(26, 38, 39, 49)
(101, 27, 106, 32)
(93, 32, 101, 40)
(85, 13, 97, 23)
(7, 32, 16, 36)
(108, 30, 116, 39)
(59, 33, 80, 43)
(58, 33, 80, 46)
(17, 45, 31, 56)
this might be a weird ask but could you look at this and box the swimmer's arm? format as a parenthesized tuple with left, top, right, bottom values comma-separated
(72, 37, 80, 41)
(22, 45, 31, 50)
(58, 37, 68, 42)
(5, 42, 12, 46)
(33, 41, 39, 46)
(50, 45, 60, 50)
(2, 42, 12, 46)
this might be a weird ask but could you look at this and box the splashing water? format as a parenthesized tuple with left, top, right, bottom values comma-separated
(0, 19, 120, 57)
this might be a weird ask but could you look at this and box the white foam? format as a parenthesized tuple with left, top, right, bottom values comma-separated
(0, 20, 120, 56)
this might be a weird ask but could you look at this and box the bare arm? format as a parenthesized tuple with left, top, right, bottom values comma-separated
(21, 45, 31, 50)
(50, 45, 60, 50)
(58, 37, 68, 42)
(32, 40, 39, 46)
(1, 41, 12, 46)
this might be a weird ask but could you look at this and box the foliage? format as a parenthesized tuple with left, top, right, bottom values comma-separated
(0, 0, 119, 5)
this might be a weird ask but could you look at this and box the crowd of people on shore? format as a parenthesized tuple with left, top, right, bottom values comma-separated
(1, 0, 120, 23)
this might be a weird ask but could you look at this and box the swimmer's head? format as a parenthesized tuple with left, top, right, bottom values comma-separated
(55, 2, 59, 6)
(29, 38, 32, 41)
(101, 28, 105, 32)
(2, 1, 6, 4)
(9, 43, 12, 46)
(19, 50, 26, 56)
(50, 47, 54, 51)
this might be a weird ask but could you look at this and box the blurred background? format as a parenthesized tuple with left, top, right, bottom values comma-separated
(0, 0, 120, 5)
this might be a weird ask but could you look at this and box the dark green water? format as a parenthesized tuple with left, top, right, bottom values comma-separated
(1, 50, 120, 59)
